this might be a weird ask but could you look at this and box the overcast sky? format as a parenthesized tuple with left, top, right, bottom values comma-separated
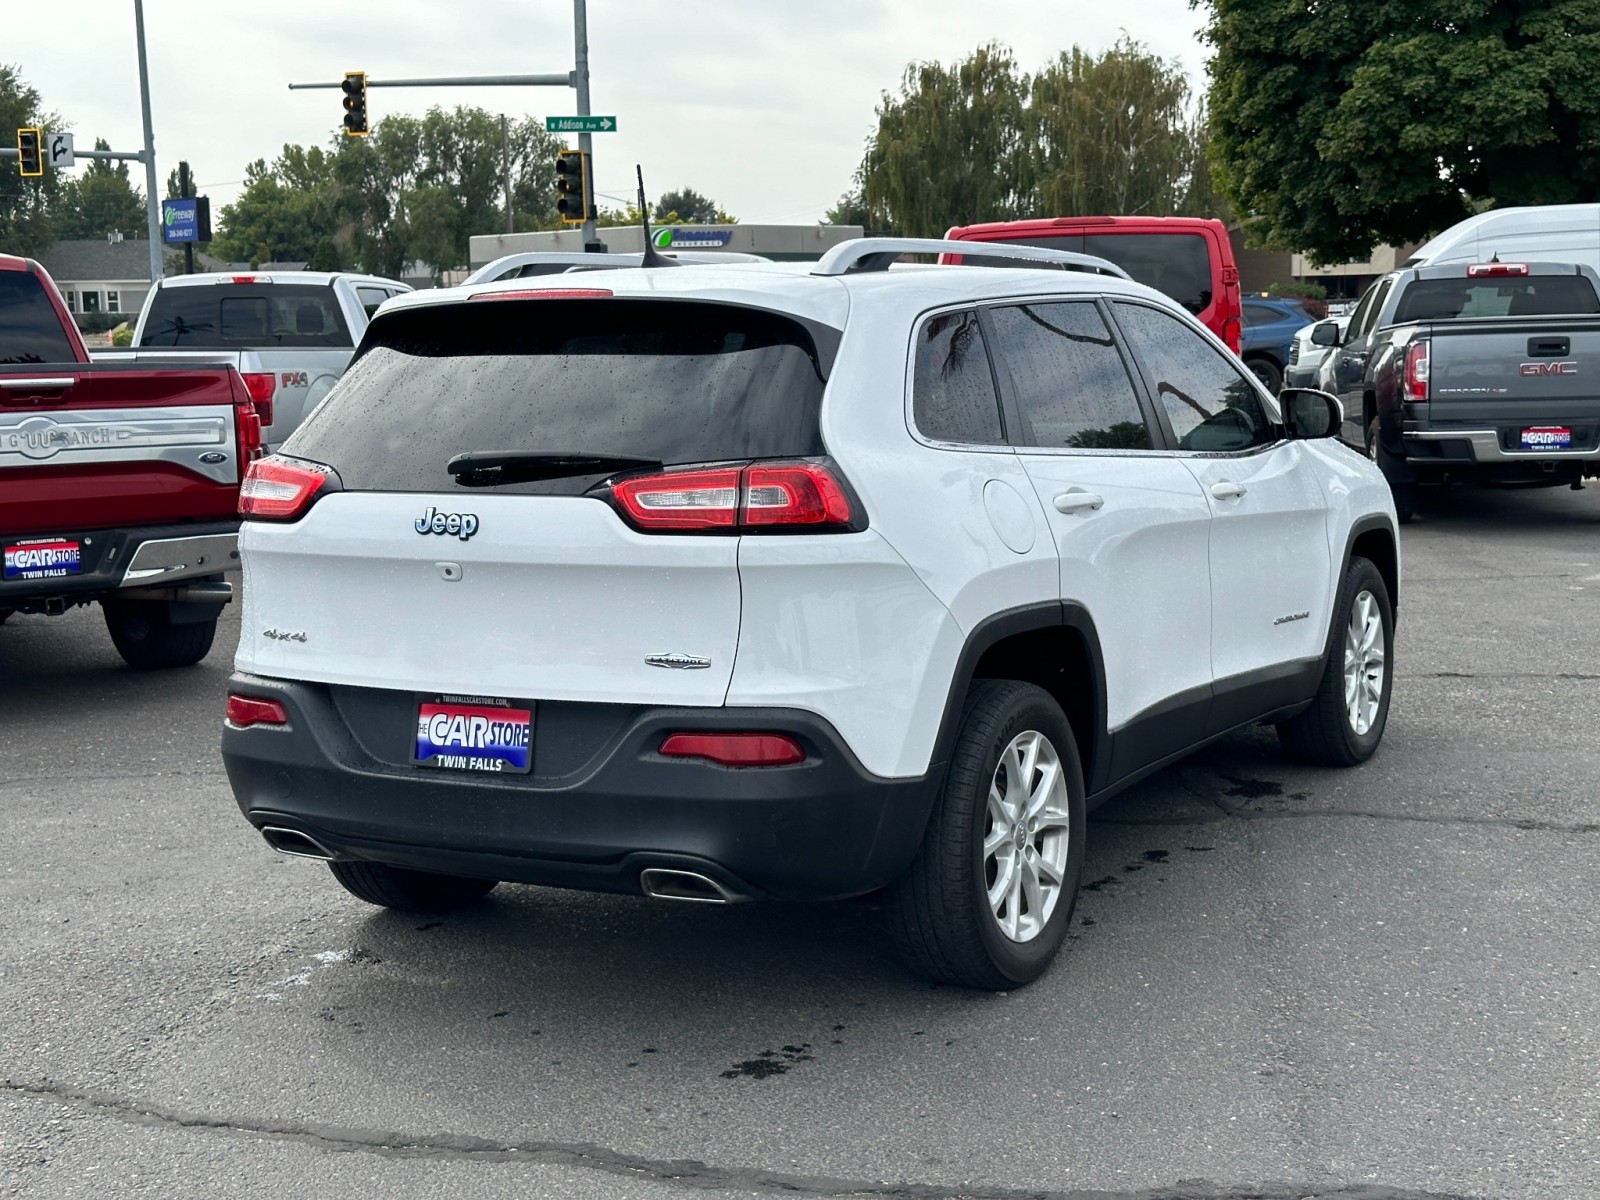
(18, 0, 1212, 224)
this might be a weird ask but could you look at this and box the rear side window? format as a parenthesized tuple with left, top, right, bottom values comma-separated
(139, 283, 353, 348)
(286, 299, 831, 494)
(973, 233, 1215, 316)
(1112, 301, 1275, 453)
(1393, 275, 1600, 322)
(0, 271, 77, 364)
(912, 309, 1003, 444)
(986, 302, 1151, 450)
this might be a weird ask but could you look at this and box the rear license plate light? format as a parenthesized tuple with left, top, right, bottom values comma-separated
(3, 536, 81, 581)
(1521, 426, 1572, 450)
(414, 698, 533, 774)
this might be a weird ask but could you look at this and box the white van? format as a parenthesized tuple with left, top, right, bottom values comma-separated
(1406, 204, 1600, 271)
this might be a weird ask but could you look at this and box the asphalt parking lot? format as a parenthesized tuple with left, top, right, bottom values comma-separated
(3, 481, 1598, 1200)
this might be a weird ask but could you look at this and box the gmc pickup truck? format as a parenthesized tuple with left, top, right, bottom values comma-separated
(1, 255, 258, 667)
(93, 271, 410, 451)
(1314, 261, 1600, 520)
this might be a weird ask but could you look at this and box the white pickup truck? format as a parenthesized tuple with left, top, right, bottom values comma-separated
(93, 271, 411, 450)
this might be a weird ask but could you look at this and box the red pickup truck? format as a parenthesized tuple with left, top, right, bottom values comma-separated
(1, 254, 259, 668)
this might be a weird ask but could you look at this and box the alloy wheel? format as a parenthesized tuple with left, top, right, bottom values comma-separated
(1343, 589, 1386, 735)
(983, 730, 1072, 943)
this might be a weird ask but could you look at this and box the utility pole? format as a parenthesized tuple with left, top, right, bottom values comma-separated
(133, 0, 163, 282)
(501, 114, 513, 234)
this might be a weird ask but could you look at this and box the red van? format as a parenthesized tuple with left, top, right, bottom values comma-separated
(942, 216, 1243, 354)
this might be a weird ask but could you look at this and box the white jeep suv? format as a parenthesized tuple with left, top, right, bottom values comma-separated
(222, 238, 1399, 989)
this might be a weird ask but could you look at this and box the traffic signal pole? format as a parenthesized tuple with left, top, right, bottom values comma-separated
(133, 0, 163, 283)
(288, 0, 603, 249)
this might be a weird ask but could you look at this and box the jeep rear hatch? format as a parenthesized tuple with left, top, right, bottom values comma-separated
(237, 297, 839, 705)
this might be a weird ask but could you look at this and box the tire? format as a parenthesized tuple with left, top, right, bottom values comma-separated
(887, 680, 1086, 989)
(1367, 416, 1415, 524)
(327, 860, 498, 912)
(102, 599, 217, 670)
(1246, 356, 1283, 393)
(1277, 556, 1394, 767)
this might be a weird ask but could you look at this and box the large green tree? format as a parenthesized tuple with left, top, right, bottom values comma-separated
(1202, 0, 1600, 263)
(851, 41, 1218, 237)
(860, 44, 1033, 236)
(53, 139, 147, 241)
(212, 107, 567, 278)
(653, 187, 734, 224)
(0, 64, 67, 258)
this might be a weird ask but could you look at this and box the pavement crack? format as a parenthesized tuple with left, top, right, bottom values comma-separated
(1410, 671, 1600, 681)
(2, 1079, 1483, 1199)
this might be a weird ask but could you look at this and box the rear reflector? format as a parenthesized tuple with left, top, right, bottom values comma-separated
(608, 459, 861, 533)
(240, 455, 337, 520)
(659, 733, 806, 767)
(226, 694, 289, 728)
(470, 288, 614, 301)
(1404, 340, 1430, 401)
(1467, 263, 1528, 277)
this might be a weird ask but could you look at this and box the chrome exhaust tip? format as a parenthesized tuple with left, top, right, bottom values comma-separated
(260, 826, 336, 861)
(639, 867, 739, 904)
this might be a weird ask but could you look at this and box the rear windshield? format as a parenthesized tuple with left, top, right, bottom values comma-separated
(285, 299, 831, 494)
(1392, 275, 1600, 323)
(0, 270, 78, 364)
(139, 283, 353, 348)
(965, 233, 1215, 316)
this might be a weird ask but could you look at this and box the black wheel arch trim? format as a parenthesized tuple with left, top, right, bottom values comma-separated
(927, 601, 1110, 793)
(1324, 516, 1400, 668)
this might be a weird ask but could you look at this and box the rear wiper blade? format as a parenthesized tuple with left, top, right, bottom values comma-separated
(446, 450, 663, 484)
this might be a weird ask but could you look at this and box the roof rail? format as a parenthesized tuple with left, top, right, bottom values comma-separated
(811, 237, 1131, 280)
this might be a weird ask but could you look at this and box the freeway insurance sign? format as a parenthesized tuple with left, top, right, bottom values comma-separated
(545, 115, 617, 133)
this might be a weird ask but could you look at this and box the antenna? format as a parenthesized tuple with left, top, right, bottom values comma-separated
(636, 165, 680, 269)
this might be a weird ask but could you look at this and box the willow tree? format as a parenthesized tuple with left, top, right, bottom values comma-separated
(859, 44, 1034, 237)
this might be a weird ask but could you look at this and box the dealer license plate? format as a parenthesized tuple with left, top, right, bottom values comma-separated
(3, 536, 82, 581)
(413, 697, 533, 774)
(1521, 426, 1572, 450)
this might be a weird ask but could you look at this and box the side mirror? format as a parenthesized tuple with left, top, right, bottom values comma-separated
(1310, 321, 1341, 347)
(1280, 388, 1342, 440)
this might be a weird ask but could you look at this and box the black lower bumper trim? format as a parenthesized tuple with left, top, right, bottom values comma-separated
(223, 674, 943, 902)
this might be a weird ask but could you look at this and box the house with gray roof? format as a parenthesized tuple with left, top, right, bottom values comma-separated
(33, 238, 224, 327)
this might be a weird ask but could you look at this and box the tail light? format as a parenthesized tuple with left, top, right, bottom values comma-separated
(241, 372, 276, 427)
(1467, 263, 1528, 277)
(470, 288, 614, 301)
(1221, 314, 1242, 355)
(1403, 340, 1430, 401)
(233, 390, 264, 469)
(659, 733, 806, 767)
(240, 455, 340, 520)
(226, 694, 289, 728)
(606, 459, 862, 533)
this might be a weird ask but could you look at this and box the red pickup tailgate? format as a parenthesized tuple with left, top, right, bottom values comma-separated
(0, 364, 251, 537)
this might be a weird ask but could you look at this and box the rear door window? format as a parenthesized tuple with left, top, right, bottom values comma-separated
(286, 299, 832, 494)
(0, 270, 77, 364)
(1112, 301, 1276, 453)
(985, 301, 1152, 450)
(140, 283, 353, 348)
(911, 309, 1004, 444)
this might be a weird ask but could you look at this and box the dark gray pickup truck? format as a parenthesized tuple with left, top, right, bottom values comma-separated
(1314, 261, 1600, 521)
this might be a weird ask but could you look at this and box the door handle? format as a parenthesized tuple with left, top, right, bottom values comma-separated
(1210, 481, 1248, 501)
(0, 376, 75, 390)
(1053, 489, 1104, 514)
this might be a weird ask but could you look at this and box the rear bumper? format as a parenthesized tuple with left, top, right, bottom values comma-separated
(221, 673, 943, 902)
(1, 521, 239, 610)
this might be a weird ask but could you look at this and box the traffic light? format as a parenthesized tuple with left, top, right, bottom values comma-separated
(555, 149, 588, 224)
(341, 72, 368, 137)
(15, 127, 42, 177)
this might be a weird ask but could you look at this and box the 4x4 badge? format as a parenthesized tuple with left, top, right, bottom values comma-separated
(414, 507, 479, 540)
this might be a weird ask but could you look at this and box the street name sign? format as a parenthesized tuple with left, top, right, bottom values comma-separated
(545, 115, 616, 133)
